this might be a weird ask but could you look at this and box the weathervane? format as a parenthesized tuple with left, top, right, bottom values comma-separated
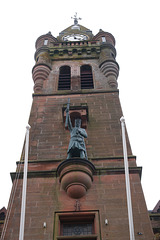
(71, 12, 82, 25)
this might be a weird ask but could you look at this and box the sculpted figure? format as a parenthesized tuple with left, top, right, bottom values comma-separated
(65, 99, 88, 159)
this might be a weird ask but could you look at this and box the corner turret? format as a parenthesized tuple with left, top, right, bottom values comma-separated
(32, 32, 57, 93)
(94, 29, 119, 88)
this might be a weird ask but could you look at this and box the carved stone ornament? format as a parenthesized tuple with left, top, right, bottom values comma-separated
(74, 200, 81, 211)
(57, 158, 95, 199)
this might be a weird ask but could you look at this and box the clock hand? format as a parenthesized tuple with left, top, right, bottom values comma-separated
(74, 36, 83, 40)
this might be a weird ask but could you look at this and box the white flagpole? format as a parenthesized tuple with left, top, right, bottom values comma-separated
(120, 117, 135, 240)
(19, 125, 31, 240)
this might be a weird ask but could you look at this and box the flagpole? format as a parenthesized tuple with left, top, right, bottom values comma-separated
(120, 117, 135, 240)
(19, 125, 30, 240)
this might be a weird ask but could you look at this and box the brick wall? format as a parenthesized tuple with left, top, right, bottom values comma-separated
(5, 167, 153, 240)
(28, 91, 131, 161)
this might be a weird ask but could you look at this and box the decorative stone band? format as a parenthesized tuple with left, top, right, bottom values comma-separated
(57, 158, 95, 199)
(100, 61, 119, 88)
(10, 166, 142, 182)
(32, 64, 51, 93)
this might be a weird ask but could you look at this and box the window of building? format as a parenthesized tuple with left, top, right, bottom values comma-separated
(0, 212, 5, 221)
(157, 207, 160, 213)
(44, 39, 48, 45)
(63, 105, 88, 129)
(54, 211, 100, 240)
(62, 222, 93, 236)
(101, 36, 106, 42)
(111, 52, 115, 59)
(80, 65, 94, 89)
(58, 66, 71, 90)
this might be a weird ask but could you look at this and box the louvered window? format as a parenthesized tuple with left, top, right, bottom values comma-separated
(80, 65, 94, 89)
(58, 66, 71, 90)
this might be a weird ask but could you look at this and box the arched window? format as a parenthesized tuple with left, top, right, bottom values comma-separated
(80, 65, 94, 89)
(58, 66, 71, 90)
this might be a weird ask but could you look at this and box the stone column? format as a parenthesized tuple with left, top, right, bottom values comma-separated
(32, 63, 51, 93)
(99, 46, 119, 89)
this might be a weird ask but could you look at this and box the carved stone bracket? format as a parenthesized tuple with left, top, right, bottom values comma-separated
(57, 158, 95, 199)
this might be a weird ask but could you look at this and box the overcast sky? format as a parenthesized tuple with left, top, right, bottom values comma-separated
(0, 0, 159, 211)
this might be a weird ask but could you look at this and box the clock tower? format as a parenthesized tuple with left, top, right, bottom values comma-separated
(1, 16, 154, 240)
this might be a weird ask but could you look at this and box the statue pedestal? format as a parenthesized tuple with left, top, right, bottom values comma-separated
(57, 158, 95, 199)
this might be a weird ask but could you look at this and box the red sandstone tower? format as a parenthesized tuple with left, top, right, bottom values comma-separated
(2, 16, 154, 240)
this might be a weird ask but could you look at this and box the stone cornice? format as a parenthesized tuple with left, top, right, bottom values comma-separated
(34, 40, 101, 60)
(10, 166, 142, 182)
(149, 213, 160, 217)
(34, 41, 117, 61)
(17, 155, 136, 164)
(32, 89, 119, 97)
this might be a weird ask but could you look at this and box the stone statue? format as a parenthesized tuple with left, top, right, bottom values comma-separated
(65, 99, 88, 160)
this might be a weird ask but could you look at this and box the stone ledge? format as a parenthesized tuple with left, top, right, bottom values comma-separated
(10, 166, 142, 181)
(95, 166, 142, 178)
(16, 159, 62, 165)
(10, 170, 57, 182)
(17, 155, 136, 164)
(32, 89, 119, 97)
(57, 235, 97, 240)
(149, 213, 160, 217)
(91, 155, 136, 160)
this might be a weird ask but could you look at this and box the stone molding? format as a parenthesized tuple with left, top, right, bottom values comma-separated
(57, 158, 95, 199)
(10, 166, 142, 182)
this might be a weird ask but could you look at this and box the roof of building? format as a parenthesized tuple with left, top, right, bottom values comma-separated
(152, 200, 160, 213)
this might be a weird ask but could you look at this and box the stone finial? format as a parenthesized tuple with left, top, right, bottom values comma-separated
(71, 12, 82, 25)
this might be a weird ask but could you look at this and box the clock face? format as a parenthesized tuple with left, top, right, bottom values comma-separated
(63, 34, 88, 41)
